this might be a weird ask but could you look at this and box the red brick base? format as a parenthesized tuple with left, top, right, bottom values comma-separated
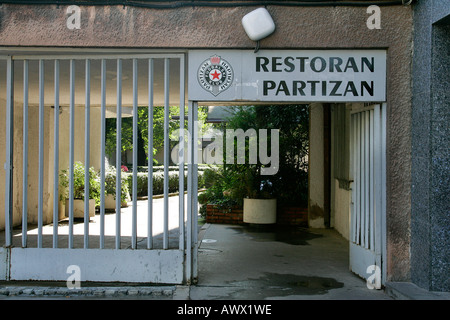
(205, 204, 308, 227)
(205, 204, 243, 225)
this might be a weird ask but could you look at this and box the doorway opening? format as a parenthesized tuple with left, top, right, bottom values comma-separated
(196, 101, 387, 293)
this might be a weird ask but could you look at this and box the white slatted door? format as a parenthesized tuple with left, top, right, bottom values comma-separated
(349, 104, 386, 288)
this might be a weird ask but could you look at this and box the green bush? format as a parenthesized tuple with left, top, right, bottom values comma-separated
(59, 161, 101, 206)
(123, 166, 215, 198)
(104, 167, 130, 203)
(198, 105, 309, 211)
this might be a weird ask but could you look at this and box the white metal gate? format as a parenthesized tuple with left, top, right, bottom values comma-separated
(1, 53, 198, 284)
(349, 103, 386, 288)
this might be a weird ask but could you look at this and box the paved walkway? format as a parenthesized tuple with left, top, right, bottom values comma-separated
(191, 223, 392, 300)
(2, 195, 185, 249)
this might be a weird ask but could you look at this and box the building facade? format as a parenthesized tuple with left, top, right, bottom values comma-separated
(0, 0, 448, 293)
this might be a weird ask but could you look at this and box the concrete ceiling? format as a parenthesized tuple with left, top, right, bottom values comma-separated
(0, 51, 185, 117)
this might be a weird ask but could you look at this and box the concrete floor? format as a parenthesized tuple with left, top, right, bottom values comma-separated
(190, 223, 392, 300)
(1, 196, 393, 300)
(2, 196, 185, 249)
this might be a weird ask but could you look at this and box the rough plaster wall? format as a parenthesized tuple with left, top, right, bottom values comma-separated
(0, 4, 413, 281)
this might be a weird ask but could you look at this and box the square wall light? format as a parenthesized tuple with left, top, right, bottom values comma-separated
(242, 8, 276, 41)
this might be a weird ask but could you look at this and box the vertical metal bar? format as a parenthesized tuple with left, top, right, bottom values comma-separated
(350, 113, 356, 244)
(100, 59, 106, 249)
(369, 109, 375, 251)
(178, 56, 185, 251)
(364, 110, 370, 249)
(355, 113, 361, 245)
(68, 59, 75, 249)
(37, 59, 45, 248)
(163, 58, 170, 250)
(147, 58, 154, 250)
(373, 104, 382, 254)
(22, 60, 29, 248)
(360, 111, 366, 248)
(115, 58, 122, 250)
(53, 60, 60, 248)
(4, 57, 14, 248)
(132, 58, 138, 249)
(84, 59, 91, 249)
(380, 103, 387, 284)
(373, 104, 382, 284)
(186, 100, 193, 283)
(350, 114, 355, 241)
(192, 101, 199, 282)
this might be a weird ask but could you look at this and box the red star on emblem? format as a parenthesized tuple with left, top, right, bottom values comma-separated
(210, 70, 221, 80)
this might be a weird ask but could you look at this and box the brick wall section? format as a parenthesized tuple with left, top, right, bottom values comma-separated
(205, 205, 243, 225)
(205, 204, 308, 227)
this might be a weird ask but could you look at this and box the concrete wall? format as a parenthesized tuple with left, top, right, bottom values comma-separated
(0, 3, 413, 282)
(331, 179, 351, 241)
(329, 103, 351, 240)
(0, 102, 102, 230)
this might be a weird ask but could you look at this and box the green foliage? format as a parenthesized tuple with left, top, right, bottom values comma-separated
(199, 167, 241, 211)
(202, 105, 309, 208)
(123, 167, 214, 198)
(253, 104, 309, 206)
(59, 161, 101, 206)
(105, 105, 211, 166)
(104, 165, 130, 203)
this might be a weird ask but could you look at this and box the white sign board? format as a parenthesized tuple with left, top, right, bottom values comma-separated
(188, 50, 386, 102)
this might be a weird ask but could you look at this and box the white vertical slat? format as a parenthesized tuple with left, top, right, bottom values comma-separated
(350, 113, 356, 243)
(360, 111, 366, 247)
(369, 108, 375, 250)
(99, 59, 106, 249)
(373, 104, 382, 258)
(68, 59, 75, 249)
(4, 57, 14, 248)
(147, 58, 154, 250)
(37, 59, 45, 249)
(22, 60, 29, 248)
(131, 58, 138, 249)
(179, 55, 185, 251)
(84, 59, 91, 249)
(364, 110, 370, 249)
(373, 104, 384, 287)
(53, 60, 60, 248)
(355, 112, 361, 245)
(163, 58, 170, 249)
(115, 58, 122, 250)
(381, 103, 387, 284)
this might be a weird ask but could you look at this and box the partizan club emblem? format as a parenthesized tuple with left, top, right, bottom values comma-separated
(197, 55, 234, 96)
